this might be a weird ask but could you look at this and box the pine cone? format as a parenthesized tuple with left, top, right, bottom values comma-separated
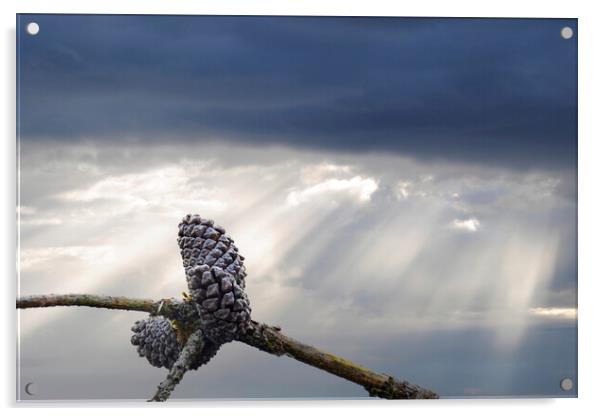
(178, 214, 252, 344)
(131, 316, 182, 369)
(178, 214, 247, 287)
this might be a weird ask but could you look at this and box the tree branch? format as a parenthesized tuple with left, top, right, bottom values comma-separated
(240, 320, 438, 399)
(17, 293, 438, 399)
(149, 329, 205, 402)
(16, 293, 183, 320)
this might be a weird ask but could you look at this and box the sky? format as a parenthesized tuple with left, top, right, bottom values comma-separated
(16, 14, 577, 400)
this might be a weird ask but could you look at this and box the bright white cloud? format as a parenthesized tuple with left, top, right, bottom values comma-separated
(286, 176, 378, 206)
(300, 162, 352, 184)
(529, 307, 577, 319)
(397, 181, 413, 199)
(452, 217, 481, 232)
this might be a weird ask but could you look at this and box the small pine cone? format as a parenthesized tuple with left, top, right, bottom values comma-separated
(178, 214, 247, 289)
(178, 215, 252, 344)
(131, 316, 182, 369)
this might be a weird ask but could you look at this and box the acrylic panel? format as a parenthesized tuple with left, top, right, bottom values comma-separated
(16, 14, 577, 401)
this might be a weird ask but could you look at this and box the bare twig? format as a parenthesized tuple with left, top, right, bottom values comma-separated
(17, 294, 438, 400)
(149, 329, 205, 402)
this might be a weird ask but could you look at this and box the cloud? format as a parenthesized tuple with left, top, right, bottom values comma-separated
(17, 15, 577, 169)
(57, 165, 228, 218)
(18, 142, 575, 329)
(299, 162, 352, 184)
(17, 141, 576, 399)
(452, 217, 481, 232)
(19, 245, 116, 271)
(529, 307, 577, 320)
(397, 181, 413, 199)
(286, 175, 378, 206)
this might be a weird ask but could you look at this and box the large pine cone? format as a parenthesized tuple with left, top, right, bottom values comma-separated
(131, 316, 182, 369)
(177, 214, 247, 286)
(178, 214, 252, 343)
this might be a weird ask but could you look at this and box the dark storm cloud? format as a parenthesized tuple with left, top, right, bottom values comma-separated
(17, 15, 577, 168)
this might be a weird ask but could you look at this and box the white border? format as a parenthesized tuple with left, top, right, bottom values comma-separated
(3, 1, 601, 415)
(0, 0, 585, 17)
